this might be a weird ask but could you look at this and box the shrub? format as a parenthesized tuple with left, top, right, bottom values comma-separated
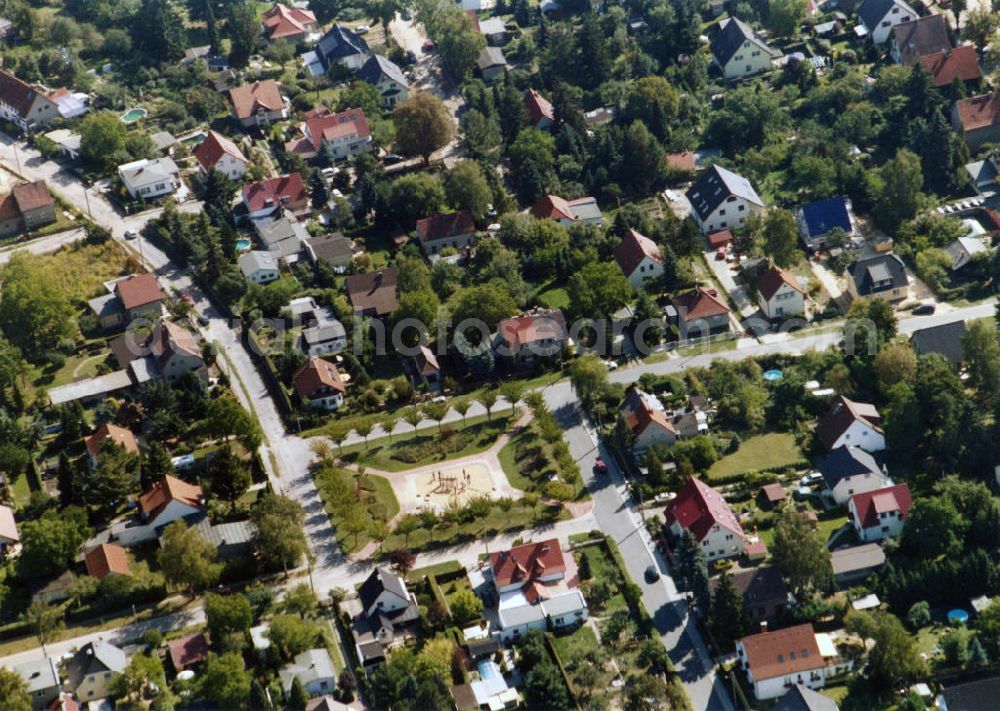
(543, 481, 575, 501)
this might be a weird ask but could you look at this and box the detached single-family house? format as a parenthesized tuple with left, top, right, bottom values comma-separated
(774, 685, 840, 711)
(490, 538, 566, 594)
(669, 286, 731, 337)
(477, 47, 508, 83)
(936, 677, 1000, 710)
(84, 422, 139, 467)
(168, 633, 209, 672)
(796, 196, 853, 251)
(614, 229, 665, 289)
(64, 642, 127, 702)
(193, 518, 255, 561)
(715, 567, 788, 626)
(345, 268, 399, 317)
(891, 13, 950, 65)
(524, 88, 555, 130)
(84, 543, 131, 580)
(494, 308, 568, 367)
(710, 17, 780, 80)
(920, 46, 981, 88)
(619, 387, 677, 454)
(88, 273, 165, 329)
(945, 235, 988, 271)
(229, 80, 289, 128)
(910, 320, 967, 365)
(686, 165, 764, 235)
(846, 253, 909, 303)
(238, 250, 280, 284)
(349, 567, 420, 668)
(665, 477, 746, 561)
(857, 0, 916, 44)
(151, 319, 205, 383)
(735, 624, 826, 701)
(357, 55, 409, 109)
(830, 543, 885, 585)
(287, 107, 373, 161)
(849, 483, 912, 542)
(817, 395, 885, 453)
(194, 129, 249, 181)
(280, 649, 337, 696)
(531, 194, 604, 227)
(0, 69, 60, 131)
(139, 475, 205, 531)
(14, 657, 60, 710)
(118, 158, 182, 199)
(242, 173, 309, 220)
(253, 216, 309, 264)
(0, 180, 56, 237)
(305, 232, 354, 270)
(262, 3, 318, 42)
(755, 266, 806, 319)
(0, 504, 19, 551)
(410, 344, 441, 387)
(293, 356, 346, 411)
(480, 16, 509, 45)
(297, 306, 347, 356)
(952, 92, 1000, 150)
(819, 445, 891, 505)
(416, 210, 477, 257)
(314, 25, 371, 72)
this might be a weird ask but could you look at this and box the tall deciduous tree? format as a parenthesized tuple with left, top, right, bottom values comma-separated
(762, 209, 800, 268)
(769, 0, 807, 36)
(199, 653, 251, 709)
(444, 160, 492, 221)
(251, 494, 307, 572)
(204, 592, 253, 648)
(0, 253, 77, 358)
(874, 148, 923, 231)
(846, 611, 924, 690)
(393, 93, 455, 165)
(771, 509, 832, 596)
(0, 668, 30, 711)
(131, 0, 187, 63)
(157, 520, 222, 594)
(226, 1, 260, 68)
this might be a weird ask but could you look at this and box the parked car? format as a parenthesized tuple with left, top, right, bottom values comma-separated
(714, 559, 734, 572)
(645, 566, 660, 582)
(593, 458, 608, 476)
(913, 302, 936, 315)
(603, 359, 619, 371)
(715, 247, 726, 260)
(355, 24, 370, 34)
(124, 229, 139, 240)
(422, 40, 435, 51)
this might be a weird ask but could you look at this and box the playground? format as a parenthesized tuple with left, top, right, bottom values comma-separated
(400, 460, 512, 513)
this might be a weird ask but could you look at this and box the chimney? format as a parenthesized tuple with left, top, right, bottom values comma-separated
(707, 288, 718, 297)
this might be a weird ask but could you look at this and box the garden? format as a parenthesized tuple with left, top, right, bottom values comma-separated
(314, 460, 399, 554)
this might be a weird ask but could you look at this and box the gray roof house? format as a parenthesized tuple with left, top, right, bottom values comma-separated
(252, 216, 309, 263)
(315, 25, 371, 71)
(910, 320, 967, 365)
(64, 641, 127, 699)
(14, 657, 61, 710)
(710, 17, 779, 80)
(831, 543, 885, 585)
(479, 16, 509, 45)
(857, 0, 917, 44)
(305, 232, 354, 269)
(477, 47, 508, 83)
(890, 13, 949, 66)
(357, 55, 409, 109)
(774, 684, 840, 711)
(686, 164, 764, 234)
(279, 649, 336, 696)
(193, 518, 255, 561)
(846, 253, 909, 302)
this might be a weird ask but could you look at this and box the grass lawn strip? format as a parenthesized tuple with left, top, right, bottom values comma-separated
(707, 433, 806, 480)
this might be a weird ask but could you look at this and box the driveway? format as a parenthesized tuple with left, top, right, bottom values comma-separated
(704, 251, 756, 318)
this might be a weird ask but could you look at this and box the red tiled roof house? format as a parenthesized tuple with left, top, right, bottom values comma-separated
(619, 387, 677, 454)
(139, 475, 205, 530)
(735, 623, 827, 701)
(168, 633, 209, 671)
(489, 538, 566, 594)
(755, 266, 806, 319)
(494, 308, 568, 367)
(262, 3, 318, 42)
(523, 88, 554, 130)
(84, 543, 131, 580)
(665, 477, 746, 561)
(416, 210, 476, 257)
(229, 79, 289, 128)
(88, 273, 165, 330)
(614, 229, 665, 290)
(0, 180, 56, 237)
(242, 173, 309, 220)
(952, 92, 1000, 150)
(669, 286, 731, 337)
(286, 107, 372, 161)
(84, 422, 139, 467)
(921, 46, 981, 88)
(194, 130, 249, 181)
(293, 356, 347, 411)
(848, 483, 912, 543)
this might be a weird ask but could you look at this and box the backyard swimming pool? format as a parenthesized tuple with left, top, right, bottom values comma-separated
(120, 107, 147, 123)
(235, 238, 251, 251)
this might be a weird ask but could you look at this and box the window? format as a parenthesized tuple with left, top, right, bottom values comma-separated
(738, 205, 745, 211)
(882, 526, 889, 533)
(719, 209, 726, 216)
(746, 65, 752, 72)
(881, 20, 890, 26)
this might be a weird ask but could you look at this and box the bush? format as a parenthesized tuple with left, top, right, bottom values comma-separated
(392, 430, 473, 463)
(142, 629, 163, 648)
(907, 601, 931, 630)
(543, 481, 576, 501)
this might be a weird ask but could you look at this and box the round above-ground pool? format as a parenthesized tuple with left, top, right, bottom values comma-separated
(948, 609, 969, 625)
(120, 107, 148, 123)
(235, 238, 251, 251)
(763, 369, 784, 382)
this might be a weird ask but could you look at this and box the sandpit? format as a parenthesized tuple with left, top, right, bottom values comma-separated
(405, 461, 500, 511)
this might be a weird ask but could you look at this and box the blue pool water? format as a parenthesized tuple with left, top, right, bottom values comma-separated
(763, 369, 784, 382)
(120, 107, 147, 123)
(235, 238, 251, 251)
(477, 660, 500, 680)
(948, 609, 969, 625)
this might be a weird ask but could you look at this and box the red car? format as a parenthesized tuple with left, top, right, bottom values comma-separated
(715, 247, 726, 260)
(422, 40, 435, 52)
(593, 458, 608, 475)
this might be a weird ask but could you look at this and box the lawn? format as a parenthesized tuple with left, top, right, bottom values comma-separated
(550, 625, 617, 695)
(339, 415, 514, 472)
(315, 466, 400, 553)
(574, 543, 628, 615)
(707, 433, 805, 480)
(536, 281, 570, 310)
(497, 422, 588, 501)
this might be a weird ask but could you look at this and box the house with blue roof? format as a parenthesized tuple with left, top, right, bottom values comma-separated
(796, 196, 854, 252)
